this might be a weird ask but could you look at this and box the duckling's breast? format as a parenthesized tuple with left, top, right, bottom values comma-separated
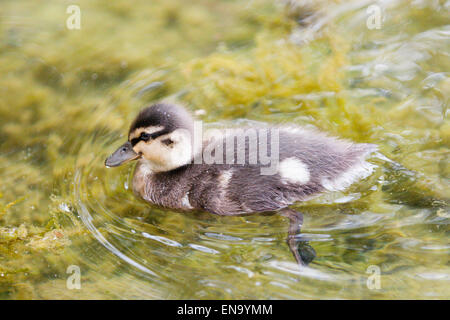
(132, 160, 198, 211)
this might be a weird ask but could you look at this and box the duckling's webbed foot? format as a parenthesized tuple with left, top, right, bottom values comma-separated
(279, 208, 316, 266)
(297, 239, 316, 265)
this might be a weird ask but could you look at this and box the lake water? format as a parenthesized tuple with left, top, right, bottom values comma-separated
(0, 0, 448, 299)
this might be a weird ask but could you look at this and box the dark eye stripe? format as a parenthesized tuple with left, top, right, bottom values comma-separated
(130, 129, 170, 146)
(130, 137, 140, 146)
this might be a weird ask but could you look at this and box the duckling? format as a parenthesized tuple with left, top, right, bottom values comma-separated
(105, 103, 377, 266)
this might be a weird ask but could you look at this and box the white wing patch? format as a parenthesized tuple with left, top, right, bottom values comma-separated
(181, 192, 193, 209)
(279, 157, 310, 184)
(218, 170, 233, 189)
(321, 161, 375, 192)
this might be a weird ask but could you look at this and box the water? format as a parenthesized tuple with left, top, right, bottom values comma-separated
(0, 0, 449, 299)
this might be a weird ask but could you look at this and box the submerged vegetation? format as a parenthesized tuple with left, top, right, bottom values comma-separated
(0, 0, 448, 299)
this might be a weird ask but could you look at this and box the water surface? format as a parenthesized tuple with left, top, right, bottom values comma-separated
(0, 0, 449, 299)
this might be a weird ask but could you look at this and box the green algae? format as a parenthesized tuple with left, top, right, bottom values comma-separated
(0, 0, 449, 299)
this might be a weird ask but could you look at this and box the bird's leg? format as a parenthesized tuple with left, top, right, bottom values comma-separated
(279, 208, 316, 266)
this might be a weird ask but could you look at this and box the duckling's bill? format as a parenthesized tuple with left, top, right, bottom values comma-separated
(105, 141, 141, 167)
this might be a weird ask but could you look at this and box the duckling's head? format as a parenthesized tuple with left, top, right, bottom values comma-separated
(105, 103, 196, 172)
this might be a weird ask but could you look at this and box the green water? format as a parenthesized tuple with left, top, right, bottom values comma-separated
(0, 0, 449, 299)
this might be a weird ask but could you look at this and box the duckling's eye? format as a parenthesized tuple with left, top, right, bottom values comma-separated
(140, 132, 151, 141)
(161, 138, 173, 146)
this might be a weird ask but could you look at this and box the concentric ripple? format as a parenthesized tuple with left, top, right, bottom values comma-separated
(63, 120, 448, 299)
